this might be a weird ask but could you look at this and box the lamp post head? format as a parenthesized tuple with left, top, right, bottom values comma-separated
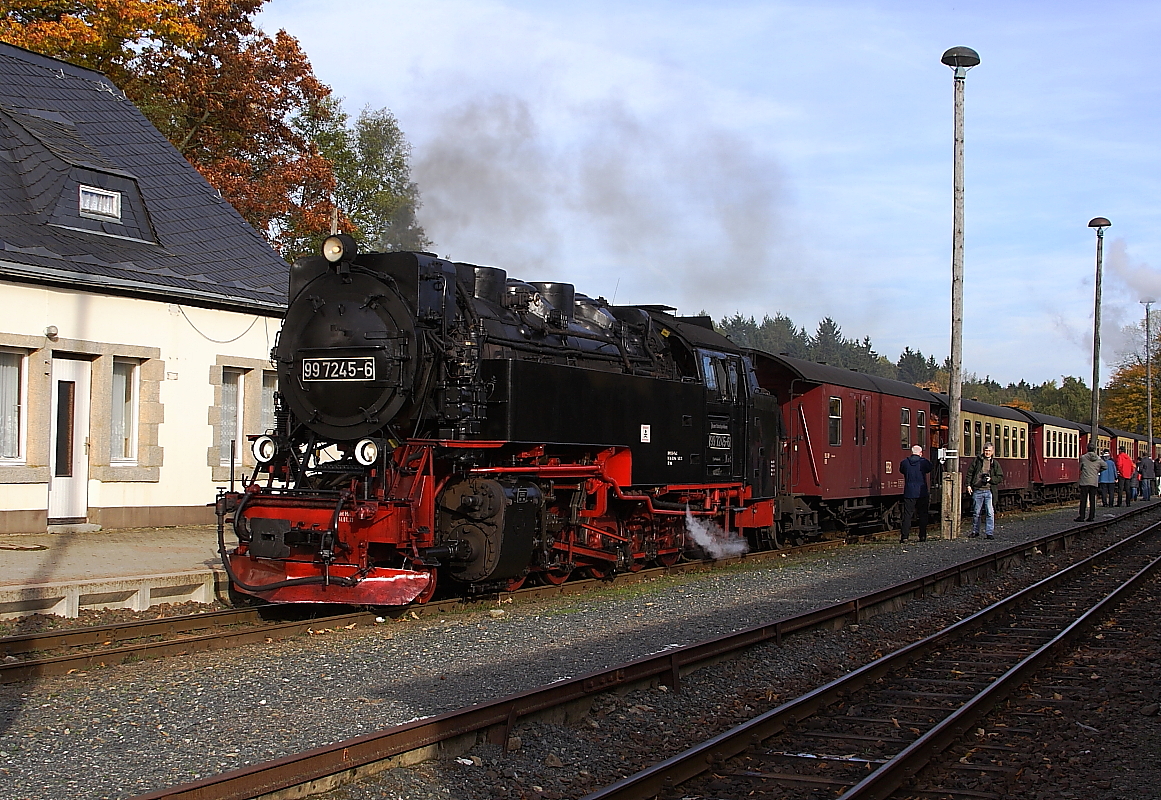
(1089, 217, 1112, 234)
(942, 46, 980, 77)
(1142, 298, 1156, 307)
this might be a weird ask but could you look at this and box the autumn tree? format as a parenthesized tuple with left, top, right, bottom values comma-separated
(0, 1, 199, 85)
(0, 0, 347, 256)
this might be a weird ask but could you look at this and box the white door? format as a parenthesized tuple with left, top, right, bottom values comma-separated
(47, 357, 92, 523)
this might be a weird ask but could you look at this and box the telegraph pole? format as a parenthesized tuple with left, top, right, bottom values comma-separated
(940, 46, 980, 540)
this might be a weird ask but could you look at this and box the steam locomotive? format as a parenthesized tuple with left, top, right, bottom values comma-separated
(218, 235, 782, 605)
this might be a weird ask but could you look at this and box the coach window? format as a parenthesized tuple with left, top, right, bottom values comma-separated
(917, 410, 927, 450)
(828, 397, 841, 446)
(974, 420, 982, 456)
(963, 419, 972, 457)
(0, 349, 25, 461)
(110, 359, 138, 463)
(1003, 426, 1010, 457)
(900, 408, 911, 450)
(1021, 427, 1027, 459)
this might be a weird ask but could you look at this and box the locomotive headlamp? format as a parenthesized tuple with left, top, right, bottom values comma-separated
(252, 435, 277, 463)
(322, 233, 358, 263)
(354, 438, 380, 466)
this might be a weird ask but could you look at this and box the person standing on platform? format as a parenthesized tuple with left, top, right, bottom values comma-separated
(966, 442, 1002, 539)
(1099, 450, 1117, 507)
(1115, 447, 1135, 506)
(898, 445, 933, 542)
(1138, 452, 1155, 501)
(1076, 444, 1103, 522)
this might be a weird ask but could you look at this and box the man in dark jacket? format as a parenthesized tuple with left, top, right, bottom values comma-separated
(898, 445, 933, 542)
(1076, 444, 1103, 522)
(1138, 453, 1156, 501)
(966, 442, 1003, 538)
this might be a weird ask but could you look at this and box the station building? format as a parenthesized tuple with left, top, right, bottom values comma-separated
(0, 43, 290, 533)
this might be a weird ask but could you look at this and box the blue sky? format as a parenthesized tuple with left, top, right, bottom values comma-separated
(258, 0, 1161, 385)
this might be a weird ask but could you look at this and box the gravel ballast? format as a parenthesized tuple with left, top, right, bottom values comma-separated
(0, 503, 1155, 799)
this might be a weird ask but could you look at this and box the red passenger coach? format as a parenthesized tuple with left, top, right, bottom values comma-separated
(751, 353, 938, 535)
(1019, 410, 1081, 503)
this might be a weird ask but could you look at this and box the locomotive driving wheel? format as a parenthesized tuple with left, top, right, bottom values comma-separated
(657, 550, 681, 568)
(583, 563, 615, 580)
(539, 567, 571, 585)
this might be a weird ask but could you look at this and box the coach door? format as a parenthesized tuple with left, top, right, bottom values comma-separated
(47, 356, 92, 524)
(852, 393, 871, 489)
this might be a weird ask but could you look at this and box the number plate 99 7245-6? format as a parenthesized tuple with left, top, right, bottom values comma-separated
(301, 357, 376, 381)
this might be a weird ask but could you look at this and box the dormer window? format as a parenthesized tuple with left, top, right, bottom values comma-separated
(79, 185, 121, 221)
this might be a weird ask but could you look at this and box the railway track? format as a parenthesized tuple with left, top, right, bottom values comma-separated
(584, 519, 1161, 799)
(123, 506, 1158, 800)
(0, 538, 845, 684)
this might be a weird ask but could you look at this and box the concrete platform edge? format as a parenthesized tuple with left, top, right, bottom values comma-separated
(0, 569, 227, 619)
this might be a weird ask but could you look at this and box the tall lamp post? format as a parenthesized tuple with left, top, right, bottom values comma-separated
(1089, 217, 1111, 442)
(1142, 298, 1155, 461)
(940, 46, 980, 540)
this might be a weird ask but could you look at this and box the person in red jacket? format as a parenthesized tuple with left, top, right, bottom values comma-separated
(1114, 447, 1136, 506)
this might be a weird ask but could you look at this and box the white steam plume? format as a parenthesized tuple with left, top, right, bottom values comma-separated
(684, 506, 748, 560)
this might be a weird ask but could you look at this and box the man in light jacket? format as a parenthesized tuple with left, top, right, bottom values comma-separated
(1076, 444, 1103, 522)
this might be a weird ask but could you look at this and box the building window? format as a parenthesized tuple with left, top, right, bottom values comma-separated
(828, 397, 841, 446)
(79, 185, 121, 221)
(261, 371, 277, 433)
(110, 359, 138, 462)
(900, 408, 911, 450)
(220, 368, 245, 465)
(0, 350, 23, 460)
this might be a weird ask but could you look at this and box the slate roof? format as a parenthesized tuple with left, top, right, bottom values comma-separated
(0, 42, 289, 311)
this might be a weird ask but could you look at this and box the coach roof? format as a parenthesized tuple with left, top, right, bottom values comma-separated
(759, 352, 936, 403)
(0, 42, 289, 313)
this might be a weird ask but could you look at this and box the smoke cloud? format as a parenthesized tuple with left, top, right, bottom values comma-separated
(684, 507, 749, 560)
(412, 93, 787, 310)
(1102, 239, 1161, 364)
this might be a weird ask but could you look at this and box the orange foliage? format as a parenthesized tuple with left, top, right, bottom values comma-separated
(1102, 361, 1157, 434)
(0, 1, 200, 84)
